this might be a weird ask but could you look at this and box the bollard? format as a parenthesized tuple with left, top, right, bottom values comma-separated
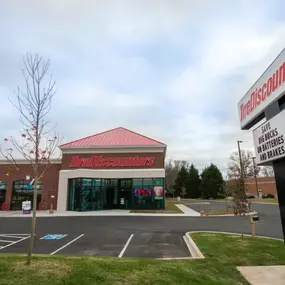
(250, 215, 256, 237)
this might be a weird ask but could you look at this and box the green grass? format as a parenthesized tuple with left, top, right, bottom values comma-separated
(216, 198, 278, 204)
(130, 199, 184, 214)
(205, 209, 235, 215)
(250, 198, 278, 204)
(190, 232, 285, 266)
(1, 233, 285, 285)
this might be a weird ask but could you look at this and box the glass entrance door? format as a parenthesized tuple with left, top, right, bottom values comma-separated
(105, 179, 119, 209)
(119, 179, 133, 209)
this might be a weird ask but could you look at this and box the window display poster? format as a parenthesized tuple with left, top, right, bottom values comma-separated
(154, 186, 164, 200)
(133, 187, 152, 196)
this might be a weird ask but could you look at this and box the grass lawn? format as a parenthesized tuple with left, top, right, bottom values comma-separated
(1, 233, 285, 285)
(216, 198, 278, 204)
(130, 199, 187, 214)
(205, 209, 235, 215)
(250, 198, 278, 204)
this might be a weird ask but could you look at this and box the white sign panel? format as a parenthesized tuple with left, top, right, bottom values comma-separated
(238, 48, 285, 129)
(22, 201, 31, 210)
(253, 110, 285, 165)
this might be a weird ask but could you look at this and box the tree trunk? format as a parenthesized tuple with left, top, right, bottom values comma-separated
(26, 174, 38, 265)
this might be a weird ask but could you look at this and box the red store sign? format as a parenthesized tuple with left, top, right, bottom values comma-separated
(69, 155, 155, 168)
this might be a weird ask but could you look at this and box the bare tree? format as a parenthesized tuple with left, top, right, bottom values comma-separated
(230, 179, 248, 216)
(0, 53, 60, 265)
(227, 150, 260, 179)
(165, 159, 188, 192)
(262, 166, 275, 177)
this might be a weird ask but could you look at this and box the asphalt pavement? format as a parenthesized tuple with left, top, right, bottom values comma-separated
(0, 206, 283, 258)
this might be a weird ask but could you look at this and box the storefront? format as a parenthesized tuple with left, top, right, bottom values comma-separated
(67, 177, 165, 211)
(0, 127, 166, 212)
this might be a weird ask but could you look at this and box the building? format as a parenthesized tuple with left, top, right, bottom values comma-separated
(0, 127, 167, 212)
(227, 176, 277, 197)
(244, 177, 277, 197)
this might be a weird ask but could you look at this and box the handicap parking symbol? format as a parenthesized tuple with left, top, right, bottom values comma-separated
(41, 234, 67, 240)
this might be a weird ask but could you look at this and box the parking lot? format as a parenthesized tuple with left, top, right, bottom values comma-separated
(0, 203, 283, 259)
(0, 217, 191, 258)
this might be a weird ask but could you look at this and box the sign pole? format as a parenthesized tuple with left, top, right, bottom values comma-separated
(264, 103, 285, 242)
(238, 48, 285, 243)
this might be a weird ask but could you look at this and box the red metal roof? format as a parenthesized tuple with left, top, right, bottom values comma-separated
(60, 127, 165, 148)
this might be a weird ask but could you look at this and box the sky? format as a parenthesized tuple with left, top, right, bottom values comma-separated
(0, 0, 285, 174)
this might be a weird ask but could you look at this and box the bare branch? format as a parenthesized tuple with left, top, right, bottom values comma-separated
(2, 52, 59, 264)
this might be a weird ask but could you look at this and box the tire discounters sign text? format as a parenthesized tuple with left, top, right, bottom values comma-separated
(238, 49, 285, 129)
(253, 110, 285, 165)
(69, 155, 155, 168)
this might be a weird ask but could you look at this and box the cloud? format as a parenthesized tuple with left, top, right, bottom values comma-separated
(0, 0, 285, 174)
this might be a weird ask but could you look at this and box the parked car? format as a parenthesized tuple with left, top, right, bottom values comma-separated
(262, 193, 275, 199)
(246, 193, 255, 199)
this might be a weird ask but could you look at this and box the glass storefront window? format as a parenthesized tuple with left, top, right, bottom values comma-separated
(132, 178, 165, 210)
(153, 178, 163, 185)
(11, 180, 42, 210)
(133, 179, 143, 186)
(142, 178, 153, 186)
(67, 177, 165, 211)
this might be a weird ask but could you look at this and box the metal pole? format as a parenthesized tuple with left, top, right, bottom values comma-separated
(252, 157, 259, 198)
(237, 141, 244, 179)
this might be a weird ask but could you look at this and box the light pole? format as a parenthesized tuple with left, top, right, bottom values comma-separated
(252, 157, 259, 198)
(237, 140, 245, 179)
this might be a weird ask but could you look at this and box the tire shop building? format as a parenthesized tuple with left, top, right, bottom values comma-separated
(0, 127, 166, 212)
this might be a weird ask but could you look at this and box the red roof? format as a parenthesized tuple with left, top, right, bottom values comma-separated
(60, 127, 165, 148)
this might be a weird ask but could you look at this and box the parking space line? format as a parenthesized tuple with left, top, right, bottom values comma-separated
(50, 234, 84, 255)
(0, 233, 30, 235)
(118, 234, 134, 258)
(0, 236, 30, 250)
(0, 235, 26, 239)
(0, 239, 14, 243)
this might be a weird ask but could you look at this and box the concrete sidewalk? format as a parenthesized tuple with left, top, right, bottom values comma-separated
(0, 210, 188, 217)
(175, 204, 200, 216)
(238, 266, 285, 285)
(0, 206, 200, 217)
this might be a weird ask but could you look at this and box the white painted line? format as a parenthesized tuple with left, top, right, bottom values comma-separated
(0, 233, 30, 236)
(50, 234, 84, 255)
(0, 239, 15, 243)
(0, 236, 30, 250)
(0, 235, 25, 239)
(118, 234, 134, 258)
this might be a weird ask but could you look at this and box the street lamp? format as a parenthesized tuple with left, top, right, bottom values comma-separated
(251, 157, 259, 198)
(237, 140, 246, 179)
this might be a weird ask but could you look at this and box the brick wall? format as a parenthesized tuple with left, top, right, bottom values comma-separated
(244, 177, 277, 196)
(227, 176, 277, 196)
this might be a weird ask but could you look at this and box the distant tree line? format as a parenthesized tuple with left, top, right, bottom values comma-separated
(165, 150, 275, 200)
(165, 160, 224, 199)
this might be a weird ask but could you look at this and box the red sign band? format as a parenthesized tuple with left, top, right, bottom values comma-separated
(240, 61, 285, 122)
(69, 155, 155, 168)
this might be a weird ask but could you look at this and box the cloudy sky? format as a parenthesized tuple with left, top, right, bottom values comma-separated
(1, 0, 285, 173)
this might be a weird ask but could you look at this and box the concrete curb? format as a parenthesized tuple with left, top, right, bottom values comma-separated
(187, 231, 283, 241)
(206, 211, 258, 217)
(183, 234, 205, 259)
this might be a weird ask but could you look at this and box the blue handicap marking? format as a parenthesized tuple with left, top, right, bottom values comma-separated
(41, 234, 67, 240)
